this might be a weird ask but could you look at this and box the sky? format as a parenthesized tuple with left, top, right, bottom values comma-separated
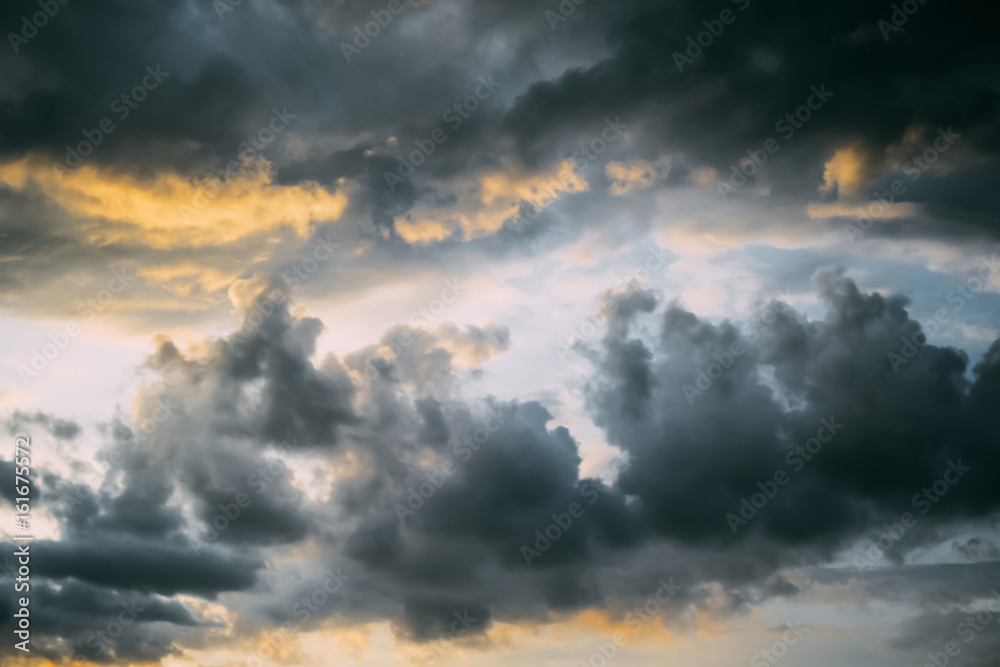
(1, 0, 1000, 665)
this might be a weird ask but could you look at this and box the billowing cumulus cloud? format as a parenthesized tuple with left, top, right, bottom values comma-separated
(4, 270, 1000, 663)
(2, 0, 999, 664)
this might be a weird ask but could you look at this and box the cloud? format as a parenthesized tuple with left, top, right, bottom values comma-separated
(819, 144, 871, 197)
(0, 156, 348, 248)
(394, 160, 588, 243)
(5, 270, 1000, 662)
(605, 158, 668, 196)
(3, 0, 1000, 661)
(585, 268, 1000, 549)
(4, 411, 80, 440)
(6, 539, 262, 597)
(0, 578, 201, 664)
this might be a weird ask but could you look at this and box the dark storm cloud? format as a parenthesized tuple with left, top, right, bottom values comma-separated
(343, 321, 511, 392)
(2, 0, 998, 248)
(4, 0, 995, 331)
(415, 396, 450, 446)
(4, 409, 80, 439)
(342, 397, 638, 572)
(94, 283, 358, 548)
(0, 579, 200, 663)
(128, 276, 1000, 631)
(185, 442, 313, 547)
(809, 561, 1000, 667)
(0, 411, 74, 504)
(0, 458, 18, 503)
(394, 594, 492, 642)
(113, 283, 645, 635)
(952, 537, 1000, 562)
(145, 278, 359, 449)
(500, 0, 1000, 192)
(0, 0, 285, 176)
(4, 1, 999, 663)
(12, 272, 1000, 661)
(46, 446, 186, 539)
(2, 0, 517, 179)
(585, 268, 1000, 548)
(13, 538, 262, 596)
(895, 607, 1000, 667)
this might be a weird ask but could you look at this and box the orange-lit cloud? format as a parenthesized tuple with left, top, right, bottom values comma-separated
(690, 167, 718, 187)
(394, 161, 588, 244)
(605, 158, 668, 196)
(820, 144, 870, 197)
(394, 217, 453, 244)
(807, 201, 919, 220)
(569, 608, 677, 645)
(0, 155, 348, 248)
(653, 216, 821, 256)
(138, 262, 242, 298)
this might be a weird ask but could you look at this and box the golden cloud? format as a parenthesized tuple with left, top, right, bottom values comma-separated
(138, 262, 240, 298)
(690, 167, 718, 187)
(394, 217, 453, 244)
(395, 160, 588, 244)
(807, 201, 919, 220)
(0, 155, 348, 248)
(605, 159, 660, 196)
(820, 144, 870, 197)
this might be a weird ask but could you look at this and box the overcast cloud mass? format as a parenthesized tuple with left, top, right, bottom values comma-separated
(1, 0, 999, 666)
